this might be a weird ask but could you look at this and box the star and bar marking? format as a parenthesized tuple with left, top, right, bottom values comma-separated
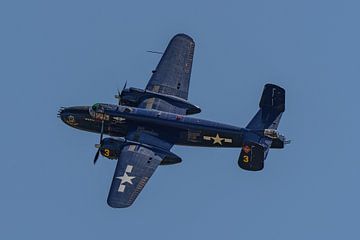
(116, 165, 135, 192)
(203, 134, 232, 145)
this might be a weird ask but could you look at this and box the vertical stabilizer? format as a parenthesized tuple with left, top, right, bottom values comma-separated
(239, 84, 286, 171)
(246, 84, 285, 130)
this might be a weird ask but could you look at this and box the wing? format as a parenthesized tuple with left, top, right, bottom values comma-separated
(107, 144, 162, 208)
(146, 33, 194, 99)
(140, 33, 195, 113)
(107, 131, 174, 208)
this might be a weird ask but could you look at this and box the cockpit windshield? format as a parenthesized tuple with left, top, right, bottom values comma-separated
(89, 103, 110, 121)
(89, 103, 102, 118)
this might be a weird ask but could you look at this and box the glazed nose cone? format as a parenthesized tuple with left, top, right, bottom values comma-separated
(57, 106, 73, 124)
(57, 107, 66, 119)
(57, 106, 91, 123)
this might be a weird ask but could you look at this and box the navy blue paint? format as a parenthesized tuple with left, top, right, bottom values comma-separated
(58, 34, 287, 207)
(140, 34, 195, 114)
(107, 145, 163, 208)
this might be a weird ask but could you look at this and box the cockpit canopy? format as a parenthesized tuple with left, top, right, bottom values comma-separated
(89, 103, 105, 118)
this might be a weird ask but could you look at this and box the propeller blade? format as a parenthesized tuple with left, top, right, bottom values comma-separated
(100, 120, 104, 143)
(116, 88, 121, 105)
(93, 120, 104, 165)
(93, 149, 100, 164)
(116, 81, 127, 105)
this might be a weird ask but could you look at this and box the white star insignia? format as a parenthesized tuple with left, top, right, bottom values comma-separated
(116, 172, 135, 185)
(116, 165, 136, 192)
(211, 134, 224, 145)
(203, 134, 232, 145)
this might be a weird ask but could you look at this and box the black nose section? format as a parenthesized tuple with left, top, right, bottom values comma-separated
(58, 107, 75, 119)
(58, 106, 90, 116)
(57, 107, 66, 118)
(58, 106, 91, 125)
(58, 107, 73, 124)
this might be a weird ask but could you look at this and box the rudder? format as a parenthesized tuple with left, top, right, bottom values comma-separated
(239, 84, 286, 171)
(246, 84, 285, 130)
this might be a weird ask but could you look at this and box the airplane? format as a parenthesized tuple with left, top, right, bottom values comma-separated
(58, 33, 289, 208)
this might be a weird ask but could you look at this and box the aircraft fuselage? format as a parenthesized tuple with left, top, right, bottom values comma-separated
(59, 104, 248, 148)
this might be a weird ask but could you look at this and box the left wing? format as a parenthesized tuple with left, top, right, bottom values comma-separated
(139, 33, 195, 114)
(107, 144, 162, 208)
(146, 33, 194, 100)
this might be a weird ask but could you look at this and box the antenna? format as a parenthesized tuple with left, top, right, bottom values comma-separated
(146, 50, 163, 55)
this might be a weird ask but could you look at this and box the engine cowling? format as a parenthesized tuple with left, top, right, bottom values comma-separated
(117, 87, 201, 115)
(99, 138, 126, 159)
(98, 137, 183, 165)
(238, 142, 265, 171)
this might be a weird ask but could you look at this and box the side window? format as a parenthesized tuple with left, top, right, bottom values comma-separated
(124, 107, 132, 113)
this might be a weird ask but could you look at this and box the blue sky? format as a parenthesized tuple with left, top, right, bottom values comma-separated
(1, 0, 359, 239)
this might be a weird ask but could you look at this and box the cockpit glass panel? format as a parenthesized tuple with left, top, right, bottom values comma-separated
(123, 107, 133, 113)
(92, 103, 100, 111)
(89, 107, 95, 118)
(89, 103, 101, 118)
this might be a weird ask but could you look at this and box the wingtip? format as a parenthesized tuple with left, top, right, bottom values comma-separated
(264, 83, 285, 93)
(107, 199, 132, 208)
(172, 33, 194, 43)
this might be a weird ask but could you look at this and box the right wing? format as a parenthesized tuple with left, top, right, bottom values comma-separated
(107, 130, 175, 208)
(107, 144, 162, 208)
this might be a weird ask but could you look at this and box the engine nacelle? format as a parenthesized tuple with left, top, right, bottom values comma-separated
(238, 142, 265, 171)
(99, 138, 126, 159)
(116, 87, 201, 115)
(98, 137, 183, 165)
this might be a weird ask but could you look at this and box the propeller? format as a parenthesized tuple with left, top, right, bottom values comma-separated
(115, 81, 127, 105)
(93, 148, 100, 164)
(93, 120, 105, 164)
(123, 81, 127, 91)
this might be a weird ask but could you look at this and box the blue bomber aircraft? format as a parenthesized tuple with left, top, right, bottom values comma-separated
(58, 34, 289, 208)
